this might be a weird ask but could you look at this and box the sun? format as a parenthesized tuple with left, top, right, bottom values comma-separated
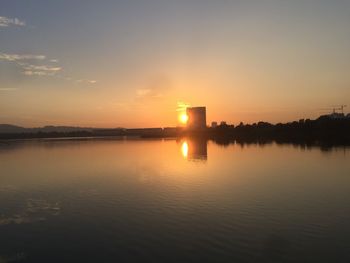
(179, 113, 189, 124)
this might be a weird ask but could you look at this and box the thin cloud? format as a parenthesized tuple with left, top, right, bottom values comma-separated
(135, 87, 164, 100)
(0, 52, 61, 77)
(0, 16, 26, 27)
(24, 70, 55, 76)
(176, 102, 191, 112)
(137, 89, 151, 97)
(0, 53, 46, 61)
(136, 75, 172, 101)
(76, 79, 97, 84)
(23, 64, 62, 76)
(24, 65, 61, 71)
(1, 52, 95, 82)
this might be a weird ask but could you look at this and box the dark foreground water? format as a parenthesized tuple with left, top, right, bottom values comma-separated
(0, 138, 349, 263)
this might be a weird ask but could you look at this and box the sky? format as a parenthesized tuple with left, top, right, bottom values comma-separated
(1, 0, 350, 128)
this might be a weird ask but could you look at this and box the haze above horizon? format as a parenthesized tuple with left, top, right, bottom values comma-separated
(1, 0, 349, 128)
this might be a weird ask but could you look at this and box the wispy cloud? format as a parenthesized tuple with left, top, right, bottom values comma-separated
(136, 88, 164, 99)
(23, 65, 61, 71)
(0, 52, 61, 76)
(137, 89, 151, 97)
(23, 70, 55, 76)
(23, 64, 62, 76)
(0, 17, 97, 84)
(176, 101, 191, 112)
(135, 75, 172, 100)
(0, 53, 45, 61)
(1, 52, 96, 83)
(76, 79, 97, 84)
(0, 16, 26, 27)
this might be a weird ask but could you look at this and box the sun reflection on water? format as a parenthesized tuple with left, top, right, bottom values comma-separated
(181, 141, 189, 158)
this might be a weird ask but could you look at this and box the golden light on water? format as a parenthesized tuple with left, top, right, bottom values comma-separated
(181, 141, 189, 158)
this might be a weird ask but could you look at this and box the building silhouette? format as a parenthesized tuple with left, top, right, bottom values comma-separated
(186, 107, 206, 129)
(188, 138, 207, 161)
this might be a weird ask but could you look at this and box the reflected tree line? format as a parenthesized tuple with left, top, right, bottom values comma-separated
(178, 116, 350, 161)
(178, 135, 349, 163)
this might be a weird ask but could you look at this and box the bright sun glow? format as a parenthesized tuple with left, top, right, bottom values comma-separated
(181, 141, 188, 158)
(179, 113, 189, 124)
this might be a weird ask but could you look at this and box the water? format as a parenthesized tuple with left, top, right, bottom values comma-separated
(0, 138, 349, 262)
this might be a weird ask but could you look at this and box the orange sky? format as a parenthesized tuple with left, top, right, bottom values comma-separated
(1, 1, 349, 128)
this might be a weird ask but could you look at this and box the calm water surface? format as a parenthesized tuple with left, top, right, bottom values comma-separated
(0, 138, 349, 262)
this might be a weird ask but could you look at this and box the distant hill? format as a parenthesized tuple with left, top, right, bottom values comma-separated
(0, 124, 28, 133)
(0, 124, 93, 134)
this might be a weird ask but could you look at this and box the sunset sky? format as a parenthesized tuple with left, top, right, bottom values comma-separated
(1, 0, 349, 128)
